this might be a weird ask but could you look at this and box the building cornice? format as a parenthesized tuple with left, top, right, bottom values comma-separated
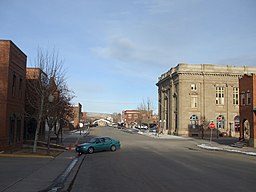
(157, 63, 256, 83)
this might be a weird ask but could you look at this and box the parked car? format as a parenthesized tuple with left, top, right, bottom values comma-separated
(136, 124, 148, 129)
(112, 123, 118, 128)
(75, 136, 121, 154)
(149, 126, 157, 133)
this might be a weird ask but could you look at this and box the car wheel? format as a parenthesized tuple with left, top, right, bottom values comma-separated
(88, 147, 94, 154)
(110, 145, 116, 151)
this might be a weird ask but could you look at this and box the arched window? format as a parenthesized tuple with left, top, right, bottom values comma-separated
(190, 115, 199, 128)
(217, 115, 225, 129)
(234, 116, 240, 132)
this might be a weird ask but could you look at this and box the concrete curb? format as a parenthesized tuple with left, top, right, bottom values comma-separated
(61, 154, 86, 192)
(197, 144, 256, 156)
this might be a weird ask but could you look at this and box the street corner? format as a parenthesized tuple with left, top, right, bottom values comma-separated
(197, 143, 256, 156)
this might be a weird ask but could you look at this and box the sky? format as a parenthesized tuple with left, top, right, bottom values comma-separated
(1, 0, 256, 114)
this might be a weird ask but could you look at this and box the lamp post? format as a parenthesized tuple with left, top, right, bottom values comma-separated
(159, 120, 162, 135)
(79, 122, 83, 135)
(47, 93, 54, 155)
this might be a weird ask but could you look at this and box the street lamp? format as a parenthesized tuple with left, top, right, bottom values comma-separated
(48, 94, 54, 103)
(79, 122, 83, 135)
(47, 93, 54, 154)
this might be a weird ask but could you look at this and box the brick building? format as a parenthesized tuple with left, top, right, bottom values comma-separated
(70, 103, 82, 129)
(122, 110, 157, 128)
(239, 74, 256, 147)
(157, 63, 256, 137)
(24, 68, 50, 140)
(0, 40, 27, 150)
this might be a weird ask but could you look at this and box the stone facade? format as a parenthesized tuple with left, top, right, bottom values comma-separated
(0, 40, 27, 150)
(156, 63, 256, 137)
(239, 74, 256, 147)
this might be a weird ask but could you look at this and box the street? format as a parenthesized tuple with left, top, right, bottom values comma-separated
(70, 126, 256, 192)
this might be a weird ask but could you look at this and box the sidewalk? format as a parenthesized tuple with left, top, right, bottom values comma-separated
(138, 130, 256, 156)
(0, 130, 88, 192)
(0, 150, 79, 192)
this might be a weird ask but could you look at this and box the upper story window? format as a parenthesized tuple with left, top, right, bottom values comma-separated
(191, 96, 198, 108)
(247, 90, 251, 105)
(216, 86, 224, 105)
(12, 74, 16, 96)
(191, 84, 197, 91)
(19, 77, 23, 97)
(233, 87, 239, 105)
(241, 91, 245, 105)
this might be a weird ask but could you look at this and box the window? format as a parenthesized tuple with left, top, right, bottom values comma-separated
(216, 87, 224, 105)
(247, 90, 251, 105)
(233, 87, 239, 105)
(234, 116, 240, 132)
(105, 137, 111, 143)
(19, 77, 23, 97)
(16, 120, 21, 143)
(190, 115, 198, 128)
(9, 116, 15, 145)
(217, 115, 225, 129)
(127, 114, 132, 119)
(12, 74, 16, 96)
(191, 84, 197, 91)
(241, 92, 245, 105)
(191, 96, 198, 108)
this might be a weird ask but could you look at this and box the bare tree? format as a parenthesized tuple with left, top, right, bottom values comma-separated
(26, 48, 73, 153)
(137, 97, 155, 127)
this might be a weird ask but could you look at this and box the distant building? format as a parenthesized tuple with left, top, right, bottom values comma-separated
(85, 112, 114, 125)
(122, 110, 157, 127)
(156, 63, 256, 137)
(0, 40, 27, 150)
(70, 103, 82, 129)
(239, 74, 256, 147)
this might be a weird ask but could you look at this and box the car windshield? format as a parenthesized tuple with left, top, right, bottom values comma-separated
(88, 138, 97, 143)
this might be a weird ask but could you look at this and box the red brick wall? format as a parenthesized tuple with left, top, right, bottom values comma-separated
(253, 75, 256, 141)
(239, 74, 256, 146)
(123, 110, 155, 127)
(0, 40, 27, 150)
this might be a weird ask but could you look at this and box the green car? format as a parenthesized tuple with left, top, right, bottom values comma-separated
(75, 136, 121, 154)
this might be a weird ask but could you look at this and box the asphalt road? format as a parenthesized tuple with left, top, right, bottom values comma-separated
(70, 126, 256, 192)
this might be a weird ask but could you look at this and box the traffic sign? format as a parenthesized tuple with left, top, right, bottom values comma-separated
(209, 123, 215, 129)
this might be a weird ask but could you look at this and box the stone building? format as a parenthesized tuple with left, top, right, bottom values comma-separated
(156, 63, 256, 137)
(0, 40, 27, 150)
(239, 74, 256, 147)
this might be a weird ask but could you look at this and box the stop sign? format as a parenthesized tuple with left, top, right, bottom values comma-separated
(209, 123, 215, 129)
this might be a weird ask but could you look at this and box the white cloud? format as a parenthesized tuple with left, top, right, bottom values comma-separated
(93, 36, 172, 68)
